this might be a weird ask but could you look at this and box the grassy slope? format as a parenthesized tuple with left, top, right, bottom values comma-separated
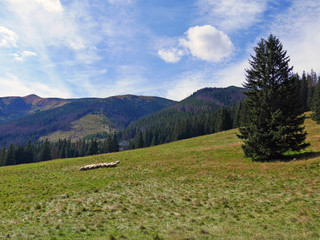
(0, 114, 319, 239)
(39, 114, 111, 142)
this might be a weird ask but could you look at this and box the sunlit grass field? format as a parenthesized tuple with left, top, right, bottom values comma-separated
(0, 113, 319, 239)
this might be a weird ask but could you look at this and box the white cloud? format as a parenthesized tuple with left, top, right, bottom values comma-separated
(0, 74, 71, 98)
(13, 51, 37, 62)
(158, 48, 183, 63)
(0, 26, 18, 48)
(158, 25, 233, 63)
(180, 25, 233, 62)
(196, 0, 267, 32)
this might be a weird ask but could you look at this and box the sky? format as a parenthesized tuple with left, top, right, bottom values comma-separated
(0, 0, 320, 101)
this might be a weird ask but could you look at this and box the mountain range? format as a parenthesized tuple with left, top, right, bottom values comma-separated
(0, 86, 244, 146)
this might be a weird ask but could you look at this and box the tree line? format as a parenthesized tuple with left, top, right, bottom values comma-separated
(120, 69, 319, 151)
(121, 104, 245, 149)
(0, 134, 119, 167)
(1, 64, 320, 165)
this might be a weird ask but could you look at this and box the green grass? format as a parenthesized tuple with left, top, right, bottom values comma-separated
(0, 114, 319, 239)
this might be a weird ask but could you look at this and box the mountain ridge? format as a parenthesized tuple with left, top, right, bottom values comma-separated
(0, 94, 176, 146)
(0, 86, 244, 146)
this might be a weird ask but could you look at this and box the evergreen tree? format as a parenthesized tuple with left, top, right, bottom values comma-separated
(106, 135, 113, 153)
(0, 146, 6, 166)
(307, 71, 317, 110)
(38, 139, 52, 162)
(312, 77, 320, 123)
(112, 133, 119, 152)
(215, 106, 232, 132)
(5, 144, 16, 165)
(136, 131, 144, 148)
(59, 139, 66, 158)
(25, 141, 34, 163)
(238, 34, 309, 160)
(15, 145, 26, 165)
(80, 139, 87, 157)
(300, 71, 308, 112)
(87, 139, 98, 156)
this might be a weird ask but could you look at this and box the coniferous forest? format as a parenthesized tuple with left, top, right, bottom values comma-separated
(121, 70, 319, 151)
(0, 134, 119, 166)
(0, 70, 319, 166)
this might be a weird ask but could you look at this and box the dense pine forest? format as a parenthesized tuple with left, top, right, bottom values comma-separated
(0, 134, 119, 166)
(121, 71, 319, 150)
(0, 70, 319, 167)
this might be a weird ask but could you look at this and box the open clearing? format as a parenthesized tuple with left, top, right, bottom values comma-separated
(0, 114, 319, 239)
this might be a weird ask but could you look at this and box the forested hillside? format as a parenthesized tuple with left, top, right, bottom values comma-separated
(0, 94, 72, 124)
(0, 95, 175, 146)
(120, 86, 246, 148)
(121, 71, 319, 150)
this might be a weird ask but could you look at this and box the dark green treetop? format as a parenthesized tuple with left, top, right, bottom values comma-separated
(238, 34, 309, 160)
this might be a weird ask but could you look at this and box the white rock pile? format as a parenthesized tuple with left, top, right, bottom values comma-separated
(80, 161, 120, 171)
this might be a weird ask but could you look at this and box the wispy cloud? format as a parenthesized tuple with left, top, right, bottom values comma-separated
(3, 0, 88, 51)
(196, 0, 267, 32)
(0, 0, 106, 97)
(270, 0, 320, 74)
(12, 51, 37, 62)
(0, 74, 71, 97)
(0, 26, 18, 48)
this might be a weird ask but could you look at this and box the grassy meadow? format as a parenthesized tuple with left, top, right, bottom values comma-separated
(0, 114, 319, 239)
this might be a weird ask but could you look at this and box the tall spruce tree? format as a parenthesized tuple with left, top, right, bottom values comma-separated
(238, 34, 309, 160)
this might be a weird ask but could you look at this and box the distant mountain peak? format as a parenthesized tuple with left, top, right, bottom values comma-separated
(23, 94, 42, 105)
(24, 94, 41, 98)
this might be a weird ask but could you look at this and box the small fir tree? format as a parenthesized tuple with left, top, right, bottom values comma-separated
(238, 34, 309, 160)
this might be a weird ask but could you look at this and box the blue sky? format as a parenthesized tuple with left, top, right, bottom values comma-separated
(0, 0, 319, 100)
